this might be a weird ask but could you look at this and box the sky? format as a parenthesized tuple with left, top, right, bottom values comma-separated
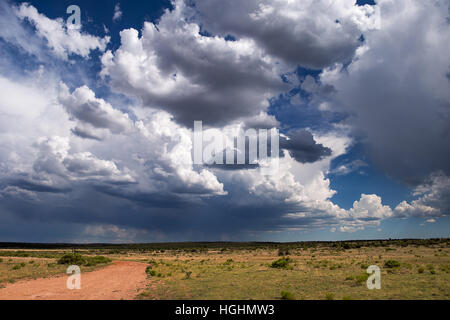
(0, 0, 449, 243)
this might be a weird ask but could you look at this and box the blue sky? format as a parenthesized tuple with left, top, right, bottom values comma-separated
(0, 0, 449, 242)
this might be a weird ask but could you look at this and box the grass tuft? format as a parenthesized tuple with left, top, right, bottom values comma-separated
(280, 290, 296, 300)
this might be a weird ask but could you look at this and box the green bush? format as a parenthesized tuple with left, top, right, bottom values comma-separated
(58, 253, 111, 266)
(145, 266, 156, 277)
(325, 293, 335, 300)
(281, 291, 296, 300)
(418, 267, 424, 274)
(85, 256, 111, 266)
(11, 262, 26, 270)
(0, 258, 3, 263)
(440, 264, 450, 273)
(57, 253, 86, 265)
(384, 260, 401, 268)
(355, 273, 369, 285)
(270, 257, 292, 269)
(148, 259, 158, 267)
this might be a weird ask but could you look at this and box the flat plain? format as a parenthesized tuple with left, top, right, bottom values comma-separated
(0, 239, 448, 300)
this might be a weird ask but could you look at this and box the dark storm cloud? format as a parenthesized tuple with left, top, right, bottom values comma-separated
(95, 184, 194, 208)
(0, 182, 342, 242)
(71, 127, 103, 141)
(318, 0, 450, 187)
(280, 130, 332, 163)
(7, 178, 71, 194)
(203, 128, 331, 170)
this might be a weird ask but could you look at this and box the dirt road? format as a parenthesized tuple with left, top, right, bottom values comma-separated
(0, 261, 149, 300)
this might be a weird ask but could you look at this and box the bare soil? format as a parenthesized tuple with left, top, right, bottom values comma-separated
(0, 260, 149, 300)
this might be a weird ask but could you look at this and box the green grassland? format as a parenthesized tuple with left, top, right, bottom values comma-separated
(133, 243, 450, 300)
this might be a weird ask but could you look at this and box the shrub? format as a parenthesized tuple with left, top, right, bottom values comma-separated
(384, 260, 401, 268)
(11, 262, 25, 270)
(29, 260, 35, 264)
(440, 264, 450, 273)
(278, 248, 290, 256)
(184, 271, 192, 280)
(281, 291, 296, 300)
(145, 266, 156, 277)
(355, 273, 369, 285)
(57, 253, 86, 265)
(325, 293, 335, 300)
(0, 258, 3, 263)
(270, 257, 292, 269)
(58, 253, 110, 266)
(85, 256, 111, 266)
(418, 267, 424, 274)
(148, 259, 158, 267)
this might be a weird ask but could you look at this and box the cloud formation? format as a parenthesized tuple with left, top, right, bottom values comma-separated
(58, 83, 134, 140)
(280, 130, 332, 163)
(192, 0, 380, 69)
(100, 1, 288, 127)
(0, 0, 447, 241)
(113, 3, 122, 22)
(16, 3, 110, 60)
(318, 0, 450, 186)
(394, 172, 450, 218)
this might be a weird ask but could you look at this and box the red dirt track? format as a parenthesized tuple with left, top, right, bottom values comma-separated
(0, 261, 149, 300)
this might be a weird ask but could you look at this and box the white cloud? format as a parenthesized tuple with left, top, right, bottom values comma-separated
(0, 65, 226, 202)
(58, 83, 134, 139)
(16, 3, 110, 60)
(394, 172, 450, 218)
(113, 3, 122, 22)
(331, 159, 368, 176)
(348, 194, 393, 220)
(192, 0, 380, 69)
(100, 0, 288, 126)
